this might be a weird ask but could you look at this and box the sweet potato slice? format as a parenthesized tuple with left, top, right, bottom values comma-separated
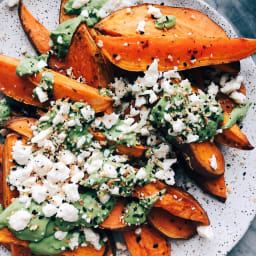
(96, 36, 256, 72)
(95, 4, 226, 38)
(18, 1, 51, 54)
(6, 117, 37, 139)
(181, 141, 225, 178)
(148, 208, 197, 239)
(0, 228, 28, 247)
(100, 199, 127, 230)
(123, 225, 171, 256)
(134, 182, 210, 225)
(11, 244, 32, 256)
(0, 55, 113, 112)
(60, 0, 76, 24)
(215, 112, 253, 150)
(58, 245, 107, 256)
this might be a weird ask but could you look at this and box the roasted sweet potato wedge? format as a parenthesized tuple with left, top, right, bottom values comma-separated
(58, 245, 107, 256)
(11, 245, 32, 256)
(96, 35, 256, 72)
(0, 228, 28, 247)
(134, 182, 210, 225)
(60, 0, 76, 24)
(123, 225, 171, 256)
(19, 2, 113, 88)
(0, 55, 113, 112)
(18, 1, 51, 54)
(148, 208, 197, 239)
(181, 141, 225, 178)
(6, 117, 37, 139)
(215, 112, 253, 150)
(95, 4, 227, 38)
(100, 199, 127, 230)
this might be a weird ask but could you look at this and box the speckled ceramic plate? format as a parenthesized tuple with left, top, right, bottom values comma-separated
(0, 0, 255, 255)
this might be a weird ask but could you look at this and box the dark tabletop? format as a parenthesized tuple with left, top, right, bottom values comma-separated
(204, 2, 256, 255)
(1, 0, 255, 255)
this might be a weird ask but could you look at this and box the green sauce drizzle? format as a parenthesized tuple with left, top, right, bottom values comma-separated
(155, 15, 176, 30)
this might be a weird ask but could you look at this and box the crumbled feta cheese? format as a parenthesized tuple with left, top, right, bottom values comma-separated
(136, 167, 147, 180)
(57, 203, 79, 222)
(12, 141, 32, 165)
(59, 150, 76, 165)
(42, 203, 57, 217)
(34, 87, 48, 103)
(62, 183, 80, 202)
(229, 91, 246, 104)
(31, 185, 48, 204)
(153, 144, 170, 159)
(136, 20, 146, 34)
(84, 228, 102, 251)
(72, 0, 89, 9)
(172, 119, 184, 133)
(32, 128, 53, 146)
(77, 136, 86, 148)
(208, 82, 219, 97)
(197, 225, 214, 239)
(55, 231, 68, 241)
(7, 0, 19, 8)
(81, 106, 95, 122)
(101, 113, 119, 129)
(209, 154, 217, 170)
(220, 75, 243, 94)
(32, 154, 53, 175)
(57, 36, 63, 45)
(81, 9, 89, 17)
(9, 210, 31, 231)
(186, 134, 199, 143)
(135, 227, 142, 235)
(102, 163, 118, 178)
(126, 7, 131, 14)
(99, 193, 111, 204)
(47, 162, 70, 183)
(68, 233, 80, 250)
(37, 60, 47, 70)
(147, 5, 162, 18)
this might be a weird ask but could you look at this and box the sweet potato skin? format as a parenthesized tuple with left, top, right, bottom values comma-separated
(97, 36, 256, 72)
(148, 208, 197, 239)
(123, 225, 171, 256)
(11, 244, 32, 256)
(181, 141, 225, 178)
(100, 199, 127, 230)
(134, 182, 210, 225)
(96, 4, 227, 38)
(18, 1, 51, 54)
(6, 117, 37, 139)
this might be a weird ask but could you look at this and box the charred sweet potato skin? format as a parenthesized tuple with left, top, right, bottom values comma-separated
(148, 208, 197, 239)
(181, 141, 225, 178)
(97, 36, 256, 72)
(18, 1, 51, 54)
(123, 225, 171, 256)
(134, 182, 210, 225)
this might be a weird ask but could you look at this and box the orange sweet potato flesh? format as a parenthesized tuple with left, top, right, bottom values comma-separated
(181, 141, 225, 178)
(100, 199, 127, 230)
(0, 55, 113, 112)
(60, 0, 76, 23)
(134, 182, 210, 225)
(0, 228, 28, 247)
(215, 112, 253, 150)
(58, 245, 106, 256)
(6, 117, 37, 139)
(11, 244, 32, 256)
(96, 4, 226, 38)
(148, 208, 197, 239)
(19, 2, 112, 88)
(123, 225, 171, 256)
(18, 1, 51, 54)
(97, 35, 256, 72)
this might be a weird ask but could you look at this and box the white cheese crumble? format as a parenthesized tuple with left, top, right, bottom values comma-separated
(12, 141, 32, 165)
(34, 87, 49, 103)
(135, 227, 142, 235)
(209, 154, 217, 170)
(72, 0, 89, 9)
(62, 183, 80, 202)
(220, 75, 243, 94)
(102, 163, 118, 178)
(37, 60, 48, 70)
(136, 167, 147, 180)
(197, 225, 214, 239)
(208, 82, 219, 97)
(42, 203, 57, 217)
(47, 162, 70, 183)
(68, 232, 80, 250)
(9, 210, 31, 231)
(229, 91, 246, 105)
(97, 40, 104, 48)
(147, 5, 162, 18)
(57, 203, 79, 222)
(31, 185, 48, 204)
(136, 20, 146, 34)
(101, 112, 119, 129)
(54, 231, 68, 241)
(84, 228, 102, 250)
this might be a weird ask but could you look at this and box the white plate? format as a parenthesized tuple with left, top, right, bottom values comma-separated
(0, 0, 256, 255)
